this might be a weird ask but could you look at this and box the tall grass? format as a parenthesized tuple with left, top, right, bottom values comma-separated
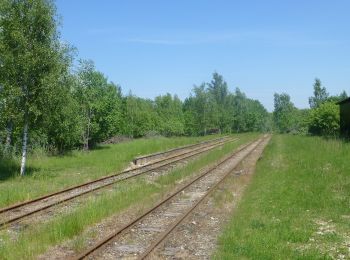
(0, 133, 258, 260)
(214, 135, 350, 259)
(0, 135, 220, 208)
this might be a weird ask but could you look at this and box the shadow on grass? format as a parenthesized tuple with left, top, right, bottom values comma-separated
(305, 133, 350, 143)
(0, 158, 38, 181)
(90, 145, 111, 151)
(48, 145, 111, 157)
(340, 136, 350, 143)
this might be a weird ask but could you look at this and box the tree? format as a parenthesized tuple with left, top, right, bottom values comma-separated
(245, 99, 269, 132)
(122, 93, 158, 138)
(207, 72, 229, 132)
(155, 94, 184, 136)
(308, 101, 339, 136)
(43, 73, 83, 152)
(74, 60, 122, 149)
(0, 0, 71, 175)
(0, 83, 17, 155)
(232, 88, 248, 132)
(327, 90, 348, 103)
(192, 84, 211, 134)
(309, 78, 329, 109)
(183, 97, 197, 136)
(273, 93, 297, 133)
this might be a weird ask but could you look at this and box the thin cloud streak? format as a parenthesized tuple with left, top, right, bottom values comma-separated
(126, 38, 189, 45)
(87, 27, 345, 47)
(123, 31, 343, 47)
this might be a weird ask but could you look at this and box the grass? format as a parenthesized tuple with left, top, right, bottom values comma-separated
(214, 135, 350, 260)
(0, 133, 259, 259)
(0, 135, 223, 208)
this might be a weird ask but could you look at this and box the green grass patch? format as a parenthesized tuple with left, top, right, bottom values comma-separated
(0, 133, 259, 259)
(214, 135, 350, 260)
(0, 135, 223, 208)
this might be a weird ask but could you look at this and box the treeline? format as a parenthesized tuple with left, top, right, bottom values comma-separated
(0, 59, 270, 154)
(0, 0, 269, 175)
(273, 78, 347, 136)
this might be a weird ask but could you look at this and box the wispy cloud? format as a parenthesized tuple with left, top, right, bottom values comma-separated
(125, 38, 188, 45)
(124, 31, 248, 45)
(87, 27, 345, 47)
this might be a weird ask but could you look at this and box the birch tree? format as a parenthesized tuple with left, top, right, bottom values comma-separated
(0, 0, 68, 175)
(74, 60, 122, 148)
(309, 78, 329, 109)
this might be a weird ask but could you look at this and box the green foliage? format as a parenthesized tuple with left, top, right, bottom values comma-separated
(309, 78, 329, 109)
(0, 134, 257, 259)
(155, 94, 184, 136)
(273, 93, 297, 133)
(0, 0, 70, 124)
(293, 108, 310, 135)
(0, 0, 268, 160)
(0, 0, 75, 174)
(327, 90, 348, 103)
(0, 135, 220, 207)
(273, 79, 345, 137)
(233, 88, 270, 132)
(308, 101, 340, 136)
(184, 74, 269, 135)
(122, 94, 158, 137)
(74, 60, 122, 148)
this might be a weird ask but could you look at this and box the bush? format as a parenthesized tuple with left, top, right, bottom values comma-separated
(308, 102, 339, 136)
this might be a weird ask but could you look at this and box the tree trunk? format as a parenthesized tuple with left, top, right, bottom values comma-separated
(84, 108, 91, 151)
(20, 113, 29, 176)
(4, 120, 13, 155)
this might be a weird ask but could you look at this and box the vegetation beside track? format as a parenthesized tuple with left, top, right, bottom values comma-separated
(0, 133, 259, 260)
(214, 135, 350, 259)
(0, 135, 222, 208)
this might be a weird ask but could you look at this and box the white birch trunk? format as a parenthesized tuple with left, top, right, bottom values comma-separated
(4, 121, 13, 155)
(20, 116, 29, 176)
(84, 108, 91, 150)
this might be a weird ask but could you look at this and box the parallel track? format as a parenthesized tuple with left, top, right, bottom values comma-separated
(0, 137, 235, 227)
(72, 136, 268, 260)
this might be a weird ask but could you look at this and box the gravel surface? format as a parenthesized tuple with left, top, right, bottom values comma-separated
(149, 136, 270, 259)
(0, 138, 231, 238)
(83, 138, 265, 259)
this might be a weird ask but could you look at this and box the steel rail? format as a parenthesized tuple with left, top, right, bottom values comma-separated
(0, 137, 235, 227)
(133, 136, 229, 164)
(72, 137, 265, 260)
(0, 136, 229, 215)
(139, 137, 267, 259)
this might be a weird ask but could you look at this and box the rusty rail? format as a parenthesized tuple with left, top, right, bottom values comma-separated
(139, 137, 267, 259)
(0, 137, 235, 227)
(133, 136, 229, 165)
(72, 137, 266, 260)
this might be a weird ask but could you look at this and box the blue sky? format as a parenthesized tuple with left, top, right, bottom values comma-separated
(56, 0, 350, 111)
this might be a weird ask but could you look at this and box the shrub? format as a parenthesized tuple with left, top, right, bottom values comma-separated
(308, 102, 339, 136)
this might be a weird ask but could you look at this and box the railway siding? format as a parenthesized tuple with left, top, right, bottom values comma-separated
(73, 136, 269, 259)
(132, 136, 230, 166)
(0, 137, 234, 229)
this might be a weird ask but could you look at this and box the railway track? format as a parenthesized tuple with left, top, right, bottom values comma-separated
(72, 136, 268, 260)
(0, 136, 235, 228)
